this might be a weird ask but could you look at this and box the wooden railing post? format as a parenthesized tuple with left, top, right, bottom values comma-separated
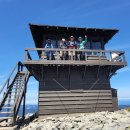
(122, 53, 126, 62)
(13, 105, 16, 124)
(22, 78, 26, 120)
(25, 49, 28, 61)
(99, 51, 101, 63)
(85, 51, 87, 61)
(110, 52, 112, 62)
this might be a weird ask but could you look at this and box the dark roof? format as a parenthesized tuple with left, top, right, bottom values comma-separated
(29, 23, 119, 48)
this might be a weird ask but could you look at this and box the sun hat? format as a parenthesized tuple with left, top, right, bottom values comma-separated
(70, 36, 74, 38)
(78, 36, 82, 39)
(62, 38, 65, 42)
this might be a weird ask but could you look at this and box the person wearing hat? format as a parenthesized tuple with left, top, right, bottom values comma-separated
(67, 36, 77, 47)
(45, 39, 53, 60)
(67, 36, 77, 60)
(78, 35, 88, 60)
(78, 35, 88, 49)
(59, 38, 67, 60)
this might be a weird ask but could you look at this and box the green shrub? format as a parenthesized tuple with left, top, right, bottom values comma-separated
(128, 108, 130, 112)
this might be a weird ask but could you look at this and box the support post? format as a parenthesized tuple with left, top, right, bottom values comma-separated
(22, 80, 27, 120)
(25, 50, 28, 61)
(69, 65, 71, 90)
(122, 53, 126, 62)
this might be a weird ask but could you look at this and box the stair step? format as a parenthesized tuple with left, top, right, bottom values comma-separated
(14, 82, 24, 83)
(3, 102, 14, 105)
(16, 76, 24, 79)
(14, 80, 23, 82)
(14, 80, 24, 82)
(2, 107, 13, 108)
(11, 88, 20, 89)
(14, 84, 23, 86)
(0, 123, 11, 127)
(0, 119, 13, 126)
(9, 90, 22, 93)
(16, 76, 24, 77)
(19, 71, 26, 74)
(6, 98, 15, 100)
(10, 94, 16, 96)
(12, 89, 23, 91)
(0, 117, 12, 119)
(0, 112, 13, 114)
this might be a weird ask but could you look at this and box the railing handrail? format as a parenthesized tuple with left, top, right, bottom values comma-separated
(25, 48, 125, 53)
(13, 71, 30, 120)
(24, 48, 126, 65)
(0, 61, 24, 94)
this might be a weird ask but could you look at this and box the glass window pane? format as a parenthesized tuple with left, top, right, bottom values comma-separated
(84, 42, 90, 49)
(92, 42, 101, 50)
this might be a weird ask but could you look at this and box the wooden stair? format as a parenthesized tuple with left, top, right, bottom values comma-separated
(0, 62, 30, 126)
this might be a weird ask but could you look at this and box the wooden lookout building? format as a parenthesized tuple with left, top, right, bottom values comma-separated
(0, 24, 127, 125)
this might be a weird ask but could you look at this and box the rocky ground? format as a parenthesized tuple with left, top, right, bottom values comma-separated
(20, 109, 130, 130)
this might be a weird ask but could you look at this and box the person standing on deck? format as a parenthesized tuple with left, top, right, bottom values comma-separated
(78, 35, 88, 49)
(59, 38, 67, 60)
(67, 36, 77, 60)
(78, 35, 88, 60)
(45, 39, 53, 60)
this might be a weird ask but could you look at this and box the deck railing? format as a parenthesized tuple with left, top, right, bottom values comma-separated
(24, 48, 127, 65)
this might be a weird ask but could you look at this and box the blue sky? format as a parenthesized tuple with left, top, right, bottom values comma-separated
(0, 0, 130, 104)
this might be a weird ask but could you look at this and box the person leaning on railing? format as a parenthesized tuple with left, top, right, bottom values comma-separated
(67, 36, 77, 60)
(78, 35, 88, 60)
(59, 38, 67, 60)
(44, 39, 53, 60)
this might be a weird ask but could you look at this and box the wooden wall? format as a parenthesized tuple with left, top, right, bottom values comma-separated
(37, 65, 118, 116)
(38, 90, 114, 115)
(39, 65, 111, 91)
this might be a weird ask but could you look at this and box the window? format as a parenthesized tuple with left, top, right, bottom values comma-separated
(45, 39, 58, 48)
(84, 42, 90, 49)
(92, 42, 101, 50)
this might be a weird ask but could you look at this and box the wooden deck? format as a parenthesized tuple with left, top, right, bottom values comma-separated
(24, 60, 127, 66)
(24, 48, 127, 66)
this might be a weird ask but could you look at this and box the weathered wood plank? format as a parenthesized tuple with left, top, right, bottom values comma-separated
(38, 89, 114, 115)
(87, 57, 107, 60)
(39, 104, 113, 110)
(39, 100, 112, 105)
(39, 90, 112, 93)
(39, 108, 114, 115)
(39, 93, 112, 97)
(39, 96, 112, 102)
(24, 60, 127, 66)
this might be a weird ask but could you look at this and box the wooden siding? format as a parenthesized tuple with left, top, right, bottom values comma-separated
(112, 97, 118, 110)
(39, 65, 111, 91)
(38, 90, 114, 116)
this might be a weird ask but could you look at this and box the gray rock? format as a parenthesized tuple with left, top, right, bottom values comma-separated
(20, 110, 130, 130)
